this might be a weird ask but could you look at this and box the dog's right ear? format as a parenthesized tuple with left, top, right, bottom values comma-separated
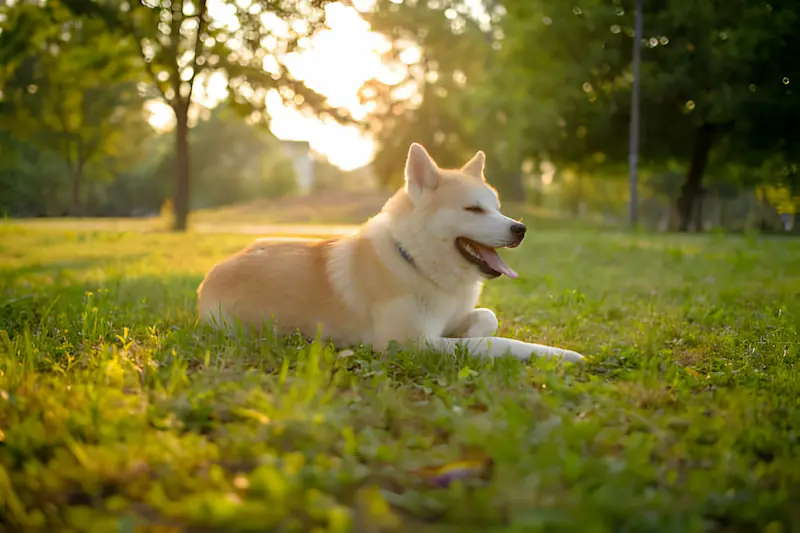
(404, 143, 439, 202)
(461, 150, 485, 179)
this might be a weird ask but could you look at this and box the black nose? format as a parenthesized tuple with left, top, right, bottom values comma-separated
(511, 223, 527, 239)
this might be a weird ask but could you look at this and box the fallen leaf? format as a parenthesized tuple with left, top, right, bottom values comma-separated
(411, 455, 493, 488)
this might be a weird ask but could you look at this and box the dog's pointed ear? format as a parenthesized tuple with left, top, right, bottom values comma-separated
(461, 150, 485, 179)
(404, 143, 440, 202)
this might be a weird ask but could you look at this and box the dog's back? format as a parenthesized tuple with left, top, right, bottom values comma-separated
(198, 239, 342, 334)
(196, 233, 411, 346)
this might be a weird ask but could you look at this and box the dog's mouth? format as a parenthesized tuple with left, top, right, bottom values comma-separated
(455, 237, 519, 279)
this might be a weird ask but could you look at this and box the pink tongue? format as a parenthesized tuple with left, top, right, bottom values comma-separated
(475, 245, 518, 278)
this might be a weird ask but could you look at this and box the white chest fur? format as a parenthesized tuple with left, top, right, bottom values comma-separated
(416, 281, 484, 338)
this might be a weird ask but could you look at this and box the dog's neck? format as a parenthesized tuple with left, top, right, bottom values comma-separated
(392, 237, 446, 290)
(363, 207, 485, 293)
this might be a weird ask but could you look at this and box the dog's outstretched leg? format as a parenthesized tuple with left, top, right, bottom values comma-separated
(442, 309, 584, 362)
(423, 336, 584, 363)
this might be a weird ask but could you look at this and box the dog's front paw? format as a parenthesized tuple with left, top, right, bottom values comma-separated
(561, 349, 585, 363)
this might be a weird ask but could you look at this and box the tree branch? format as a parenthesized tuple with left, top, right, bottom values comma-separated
(60, 0, 172, 104)
(81, 131, 104, 167)
(129, 1, 171, 104)
(168, 0, 184, 112)
(185, 0, 208, 113)
(139, 45, 171, 104)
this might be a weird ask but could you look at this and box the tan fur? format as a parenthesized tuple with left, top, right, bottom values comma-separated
(197, 143, 585, 363)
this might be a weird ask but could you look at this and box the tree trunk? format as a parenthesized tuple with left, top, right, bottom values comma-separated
(695, 187, 706, 231)
(69, 164, 84, 217)
(173, 104, 191, 231)
(572, 172, 583, 216)
(70, 173, 81, 216)
(676, 124, 715, 232)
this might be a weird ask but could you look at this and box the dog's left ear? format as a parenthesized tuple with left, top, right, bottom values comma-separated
(461, 150, 485, 179)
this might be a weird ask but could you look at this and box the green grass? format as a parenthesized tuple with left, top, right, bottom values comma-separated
(0, 224, 798, 532)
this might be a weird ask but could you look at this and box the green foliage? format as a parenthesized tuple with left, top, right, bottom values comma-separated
(0, 103, 304, 217)
(482, 0, 798, 174)
(259, 157, 300, 199)
(60, 0, 348, 124)
(0, 226, 798, 530)
(58, 0, 355, 230)
(360, 0, 501, 189)
(362, 0, 800, 225)
(0, 131, 171, 218)
(158, 105, 299, 208)
(488, 1, 626, 167)
(0, 0, 152, 215)
(0, 133, 72, 217)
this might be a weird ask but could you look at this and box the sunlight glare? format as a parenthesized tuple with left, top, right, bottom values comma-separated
(146, 0, 401, 171)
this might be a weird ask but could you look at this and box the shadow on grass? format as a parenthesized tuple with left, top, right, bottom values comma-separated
(0, 254, 149, 280)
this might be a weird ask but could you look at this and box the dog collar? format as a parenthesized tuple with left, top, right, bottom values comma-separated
(396, 241, 415, 266)
(393, 239, 444, 290)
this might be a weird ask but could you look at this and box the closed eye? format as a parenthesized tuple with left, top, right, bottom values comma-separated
(464, 206, 485, 214)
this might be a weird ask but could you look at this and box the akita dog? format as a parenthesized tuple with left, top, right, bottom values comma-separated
(197, 143, 584, 363)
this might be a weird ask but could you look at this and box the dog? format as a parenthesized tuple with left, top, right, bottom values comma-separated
(197, 143, 584, 363)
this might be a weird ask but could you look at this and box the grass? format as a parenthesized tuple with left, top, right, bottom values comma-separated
(0, 223, 798, 532)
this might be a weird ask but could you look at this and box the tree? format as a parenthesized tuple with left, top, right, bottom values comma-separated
(0, 132, 69, 217)
(0, 1, 150, 215)
(178, 104, 297, 208)
(360, 0, 635, 201)
(638, 0, 798, 230)
(61, 0, 351, 231)
(486, 0, 632, 205)
(360, 0, 536, 198)
(729, 3, 800, 228)
(489, 0, 798, 231)
(369, 0, 799, 229)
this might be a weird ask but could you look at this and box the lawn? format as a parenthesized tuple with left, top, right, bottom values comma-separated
(0, 223, 798, 532)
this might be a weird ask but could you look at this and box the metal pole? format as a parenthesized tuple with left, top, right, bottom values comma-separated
(628, 0, 643, 227)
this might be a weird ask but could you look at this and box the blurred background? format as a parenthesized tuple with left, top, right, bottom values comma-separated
(0, 0, 797, 233)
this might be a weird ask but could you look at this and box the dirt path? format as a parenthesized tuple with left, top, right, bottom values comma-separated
(193, 223, 358, 237)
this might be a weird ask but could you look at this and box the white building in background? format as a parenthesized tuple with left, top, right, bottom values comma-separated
(280, 140, 315, 194)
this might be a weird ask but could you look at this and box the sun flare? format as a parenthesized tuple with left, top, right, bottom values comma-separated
(145, 0, 396, 171)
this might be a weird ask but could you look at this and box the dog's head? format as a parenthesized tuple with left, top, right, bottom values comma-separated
(394, 142, 526, 280)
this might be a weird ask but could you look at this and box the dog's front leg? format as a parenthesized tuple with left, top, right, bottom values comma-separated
(447, 308, 499, 338)
(422, 336, 585, 363)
